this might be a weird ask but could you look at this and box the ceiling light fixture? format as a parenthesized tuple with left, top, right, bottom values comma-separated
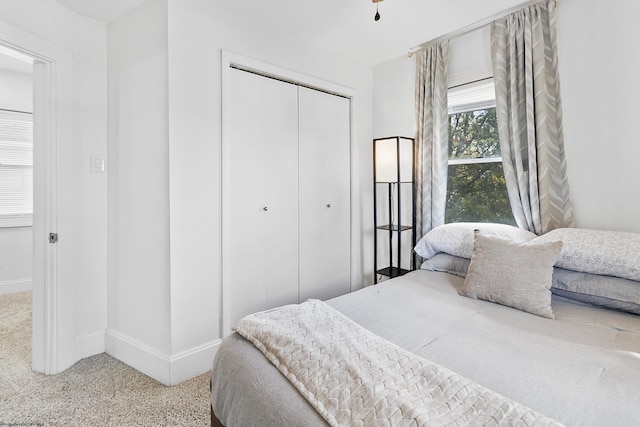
(372, 0, 383, 21)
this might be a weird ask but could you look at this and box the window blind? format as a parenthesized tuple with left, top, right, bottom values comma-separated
(0, 109, 33, 227)
(448, 78, 496, 114)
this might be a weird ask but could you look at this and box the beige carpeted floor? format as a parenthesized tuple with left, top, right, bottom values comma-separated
(0, 291, 211, 426)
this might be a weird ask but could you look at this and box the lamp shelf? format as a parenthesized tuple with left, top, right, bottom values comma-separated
(376, 224, 413, 231)
(376, 266, 411, 279)
(373, 136, 417, 284)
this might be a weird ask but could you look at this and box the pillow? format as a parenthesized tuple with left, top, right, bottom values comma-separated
(552, 268, 640, 315)
(420, 253, 470, 278)
(414, 222, 537, 260)
(460, 231, 563, 319)
(533, 228, 640, 281)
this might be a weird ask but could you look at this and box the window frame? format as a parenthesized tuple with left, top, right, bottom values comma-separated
(446, 78, 514, 224)
(447, 78, 501, 166)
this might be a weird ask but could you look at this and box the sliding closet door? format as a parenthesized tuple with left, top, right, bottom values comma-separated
(298, 87, 351, 301)
(222, 68, 299, 335)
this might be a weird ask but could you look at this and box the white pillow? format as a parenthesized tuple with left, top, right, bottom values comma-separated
(414, 222, 538, 259)
(534, 228, 640, 281)
(420, 253, 470, 278)
(460, 231, 563, 319)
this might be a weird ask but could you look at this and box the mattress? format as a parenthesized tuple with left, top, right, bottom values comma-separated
(210, 270, 640, 426)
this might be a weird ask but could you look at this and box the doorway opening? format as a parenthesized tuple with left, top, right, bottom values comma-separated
(0, 25, 66, 374)
(0, 45, 34, 372)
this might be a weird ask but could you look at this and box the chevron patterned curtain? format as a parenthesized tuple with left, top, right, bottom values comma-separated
(414, 41, 450, 241)
(491, 0, 574, 235)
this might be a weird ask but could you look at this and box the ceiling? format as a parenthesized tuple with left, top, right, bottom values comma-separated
(54, 0, 150, 23)
(52, 0, 529, 65)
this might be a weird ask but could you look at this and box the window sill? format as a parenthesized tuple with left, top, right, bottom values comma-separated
(0, 214, 33, 228)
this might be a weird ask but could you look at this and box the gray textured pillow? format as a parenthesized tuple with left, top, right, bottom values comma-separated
(460, 231, 563, 319)
(420, 253, 471, 278)
(415, 222, 537, 260)
(533, 228, 640, 281)
(552, 268, 640, 315)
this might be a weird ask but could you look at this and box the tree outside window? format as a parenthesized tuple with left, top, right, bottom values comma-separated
(446, 81, 514, 225)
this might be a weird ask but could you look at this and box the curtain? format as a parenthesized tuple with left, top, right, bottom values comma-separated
(414, 41, 450, 241)
(491, 0, 574, 235)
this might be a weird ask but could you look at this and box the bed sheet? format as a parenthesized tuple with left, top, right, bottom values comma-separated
(210, 270, 640, 426)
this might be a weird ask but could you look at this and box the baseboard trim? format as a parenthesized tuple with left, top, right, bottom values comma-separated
(0, 278, 32, 295)
(169, 339, 221, 385)
(75, 330, 106, 361)
(105, 329, 220, 386)
(105, 329, 172, 384)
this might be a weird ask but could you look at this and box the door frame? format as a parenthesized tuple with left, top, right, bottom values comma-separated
(0, 21, 72, 374)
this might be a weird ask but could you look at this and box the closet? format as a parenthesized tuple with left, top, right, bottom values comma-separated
(222, 65, 351, 335)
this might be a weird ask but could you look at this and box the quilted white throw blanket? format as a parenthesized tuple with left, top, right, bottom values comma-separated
(233, 300, 563, 427)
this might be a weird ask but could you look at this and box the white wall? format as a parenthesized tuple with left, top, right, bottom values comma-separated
(0, 68, 32, 111)
(448, 26, 492, 89)
(106, 0, 373, 385)
(106, 0, 171, 380)
(556, 0, 640, 232)
(0, 227, 32, 294)
(0, 69, 33, 295)
(373, 0, 640, 234)
(0, 0, 108, 368)
(373, 56, 415, 139)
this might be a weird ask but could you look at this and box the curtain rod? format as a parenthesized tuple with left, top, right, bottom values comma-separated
(408, 0, 549, 57)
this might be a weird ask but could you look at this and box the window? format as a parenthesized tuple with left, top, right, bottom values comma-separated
(445, 79, 514, 225)
(0, 109, 33, 227)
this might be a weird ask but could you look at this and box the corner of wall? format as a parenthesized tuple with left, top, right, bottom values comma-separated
(75, 330, 106, 361)
(106, 328, 220, 385)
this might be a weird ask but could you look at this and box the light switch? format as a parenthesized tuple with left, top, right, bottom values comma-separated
(90, 156, 105, 173)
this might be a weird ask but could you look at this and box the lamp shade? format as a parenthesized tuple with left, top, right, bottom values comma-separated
(374, 137, 413, 183)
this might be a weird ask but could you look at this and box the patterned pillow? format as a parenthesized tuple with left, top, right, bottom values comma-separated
(414, 222, 537, 260)
(534, 228, 640, 281)
(460, 231, 562, 319)
(552, 268, 640, 315)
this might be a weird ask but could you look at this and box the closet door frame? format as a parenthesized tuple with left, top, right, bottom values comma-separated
(220, 51, 355, 337)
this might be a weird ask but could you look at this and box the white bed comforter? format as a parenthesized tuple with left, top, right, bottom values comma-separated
(211, 271, 640, 426)
(234, 299, 562, 427)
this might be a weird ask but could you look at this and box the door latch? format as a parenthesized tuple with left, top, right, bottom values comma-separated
(49, 233, 58, 244)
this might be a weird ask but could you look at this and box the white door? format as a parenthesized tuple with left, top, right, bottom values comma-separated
(298, 87, 351, 302)
(222, 68, 299, 335)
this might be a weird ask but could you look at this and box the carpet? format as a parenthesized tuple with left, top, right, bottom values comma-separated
(0, 291, 211, 426)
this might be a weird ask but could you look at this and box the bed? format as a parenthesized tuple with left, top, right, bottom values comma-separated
(210, 223, 640, 426)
